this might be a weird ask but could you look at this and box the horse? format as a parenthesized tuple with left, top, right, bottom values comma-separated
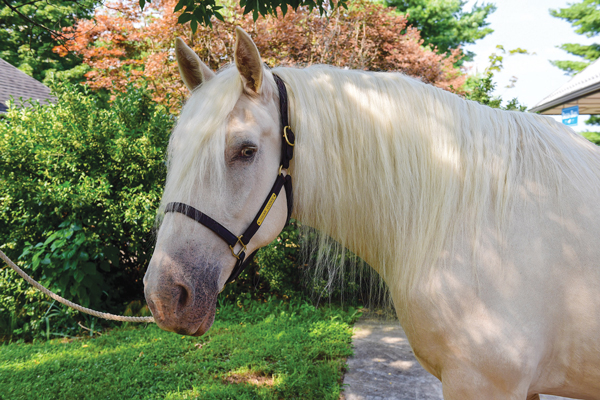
(143, 27, 600, 399)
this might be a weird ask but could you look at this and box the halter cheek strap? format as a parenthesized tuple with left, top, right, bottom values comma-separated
(165, 73, 295, 285)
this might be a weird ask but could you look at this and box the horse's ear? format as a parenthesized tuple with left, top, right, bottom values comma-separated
(234, 27, 263, 95)
(175, 37, 215, 92)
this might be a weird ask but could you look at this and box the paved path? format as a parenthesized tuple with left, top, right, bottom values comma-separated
(342, 317, 577, 400)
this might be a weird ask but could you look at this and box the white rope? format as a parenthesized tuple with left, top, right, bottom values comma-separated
(0, 248, 154, 323)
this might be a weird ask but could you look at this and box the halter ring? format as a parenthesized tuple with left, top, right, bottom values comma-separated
(229, 235, 247, 259)
(283, 126, 295, 147)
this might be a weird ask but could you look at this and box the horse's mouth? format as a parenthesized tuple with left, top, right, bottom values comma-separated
(191, 312, 215, 336)
(144, 250, 221, 337)
(169, 306, 216, 336)
(148, 295, 217, 337)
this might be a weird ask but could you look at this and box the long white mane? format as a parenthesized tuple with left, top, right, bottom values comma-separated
(163, 63, 600, 303)
(272, 66, 600, 301)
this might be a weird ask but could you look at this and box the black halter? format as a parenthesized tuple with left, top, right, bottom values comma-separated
(164, 74, 295, 285)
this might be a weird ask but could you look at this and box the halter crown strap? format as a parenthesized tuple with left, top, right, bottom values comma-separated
(273, 74, 295, 169)
(165, 73, 295, 285)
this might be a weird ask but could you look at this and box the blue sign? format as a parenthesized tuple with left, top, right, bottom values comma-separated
(562, 106, 579, 126)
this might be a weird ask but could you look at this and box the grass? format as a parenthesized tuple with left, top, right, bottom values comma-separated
(0, 298, 360, 400)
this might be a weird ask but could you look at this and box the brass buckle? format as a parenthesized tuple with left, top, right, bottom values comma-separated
(229, 235, 247, 259)
(283, 126, 295, 147)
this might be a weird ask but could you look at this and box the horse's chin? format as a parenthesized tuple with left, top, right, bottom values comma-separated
(191, 311, 215, 336)
(165, 311, 215, 336)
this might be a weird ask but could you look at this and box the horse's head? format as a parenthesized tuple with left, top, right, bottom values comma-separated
(143, 28, 291, 336)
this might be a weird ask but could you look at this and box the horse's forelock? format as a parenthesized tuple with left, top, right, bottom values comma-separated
(160, 67, 243, 211)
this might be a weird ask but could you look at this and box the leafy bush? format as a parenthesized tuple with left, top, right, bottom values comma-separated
(582, 131, 600, 146)
(223, 220, 387, 310)
(0, 81, 173, 340)
(221, 221, 304, 302)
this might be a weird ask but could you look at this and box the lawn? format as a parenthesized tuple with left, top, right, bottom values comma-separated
(0, 298, 360, 400)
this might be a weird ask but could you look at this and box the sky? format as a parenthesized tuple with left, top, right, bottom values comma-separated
(462, 0, 599, 132)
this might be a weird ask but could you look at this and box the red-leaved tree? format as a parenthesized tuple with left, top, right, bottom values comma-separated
(56, 0, 466, 111)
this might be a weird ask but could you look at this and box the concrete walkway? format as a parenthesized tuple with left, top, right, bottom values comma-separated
(342, 316, 577, 400)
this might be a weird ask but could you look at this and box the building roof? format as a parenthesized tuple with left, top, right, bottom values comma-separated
(0, 58, 55, 113)
(530, 58, 600, 115)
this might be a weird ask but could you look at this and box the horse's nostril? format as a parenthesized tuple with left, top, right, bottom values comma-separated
(146, 297, 158, 318)
(176, 284, 192, 313)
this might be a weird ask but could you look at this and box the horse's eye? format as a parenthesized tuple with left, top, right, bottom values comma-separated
(239, 146, 257, 158)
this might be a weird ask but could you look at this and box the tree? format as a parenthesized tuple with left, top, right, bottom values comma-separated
(6, 0, 494, 57)
(550, 0, 600, 125)
(550, 0, 600, 75)
(2, 0, 346, 40)
(465, 45, 528, 111)
(56, 0, 466, 112)
(383, 0, 496, 60)
(0, 0, 98, 83)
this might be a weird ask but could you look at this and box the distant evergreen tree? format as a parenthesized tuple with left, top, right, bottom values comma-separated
(550, 0, 600, 75)
(550, 0, 600, 125)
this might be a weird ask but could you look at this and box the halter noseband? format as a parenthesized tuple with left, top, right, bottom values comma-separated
(164, 74, 295, 285)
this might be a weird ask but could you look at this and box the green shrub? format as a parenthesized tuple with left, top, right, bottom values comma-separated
(581, 131, 600, 146)
(223, 221, 386, 310)
(221, 221, 304, 302)
(0, 82, 173, 340)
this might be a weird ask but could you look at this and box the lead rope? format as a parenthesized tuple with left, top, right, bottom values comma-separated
(0, 248, 154, 323)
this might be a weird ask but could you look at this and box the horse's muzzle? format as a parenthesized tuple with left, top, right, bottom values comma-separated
(143, 251, 220, 336)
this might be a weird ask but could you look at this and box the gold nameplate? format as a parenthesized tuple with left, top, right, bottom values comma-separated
(257, 194, 277, 225)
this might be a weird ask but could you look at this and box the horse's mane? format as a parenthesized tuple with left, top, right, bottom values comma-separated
(162, 63, 600, 305)
(272, 65, 600, 302)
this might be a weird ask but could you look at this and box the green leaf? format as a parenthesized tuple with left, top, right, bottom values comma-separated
(65, 258, 77, 271)
(50, 238, 67, 252)
(73, 269, 85, 283)
(74, 232, 86, 246)
(178, 12, 193, 24)
(43, 232, 59, 246)
(173, 1, 185, 13)
(81, 262, 97, 276)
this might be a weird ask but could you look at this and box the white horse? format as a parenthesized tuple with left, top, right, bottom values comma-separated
(143, 27, 600, 399)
